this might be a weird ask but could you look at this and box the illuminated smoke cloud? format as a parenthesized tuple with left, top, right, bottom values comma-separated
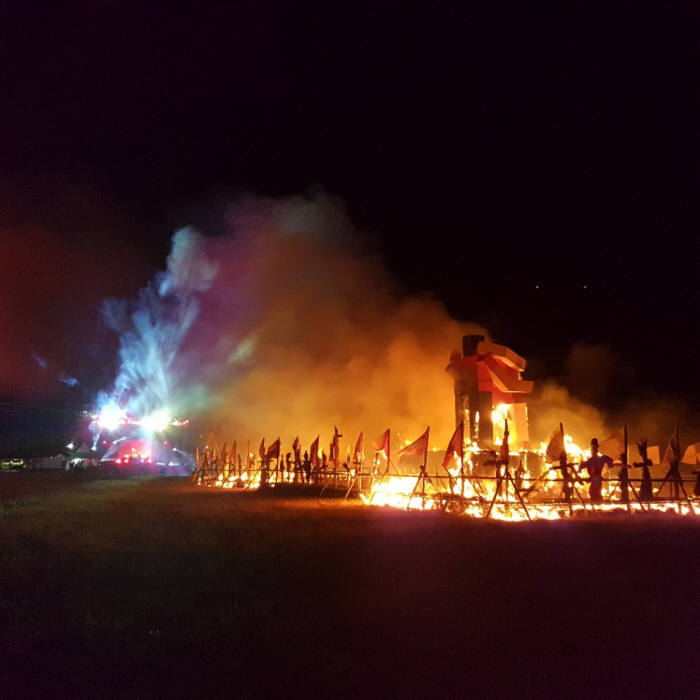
(95, 193, 486, 447)
(101, 194, 672, 456)
(174, 193, 484, 448)
(32, 352, 48, 369)
(528, 381, 608, 448)
(101, 193, 649, 452)
(99, 227, 218, 418)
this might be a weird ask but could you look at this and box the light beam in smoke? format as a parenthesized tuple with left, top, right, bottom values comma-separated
(96, 402, 126, 432)
(141, 409, 172, 433)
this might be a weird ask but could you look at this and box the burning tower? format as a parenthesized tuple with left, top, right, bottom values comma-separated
(446, 334, 533, 451)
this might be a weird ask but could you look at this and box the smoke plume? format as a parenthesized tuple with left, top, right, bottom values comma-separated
(100, 228, 218, 417)
(103, 193, 695, 456)
(102, 193, 482, 449)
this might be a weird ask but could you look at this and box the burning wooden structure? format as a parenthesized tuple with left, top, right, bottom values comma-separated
(446, 334, 533, 451)
(190, 336, 699, 520)
(191, 424, 699, 521)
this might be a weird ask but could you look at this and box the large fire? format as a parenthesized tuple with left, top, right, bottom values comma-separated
(191, 428, 698, 521)
(191, 335, 699, 521)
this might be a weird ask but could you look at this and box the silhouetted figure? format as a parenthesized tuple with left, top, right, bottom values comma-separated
(582, 438, 613, 503)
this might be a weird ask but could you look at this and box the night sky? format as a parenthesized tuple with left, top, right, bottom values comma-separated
(0, 1, 697, 414)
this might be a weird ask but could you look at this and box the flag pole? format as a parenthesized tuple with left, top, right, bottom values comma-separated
(388, 429, 392, 475)
(425, 426, 430, 497)
(561, 422, 590, 515)
(459, 420, 465, 496)
(559, 422, 573, 515)
(407, 427, 430, 509)
(368, 429, 392, 503)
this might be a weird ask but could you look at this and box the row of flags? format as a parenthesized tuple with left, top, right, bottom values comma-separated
(251, 424, 464, 471)
(257, 428, 366, 469)
(219, 424, 698, 471)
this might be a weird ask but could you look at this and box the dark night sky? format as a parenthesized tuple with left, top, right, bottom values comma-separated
(0, 1, 698, 412)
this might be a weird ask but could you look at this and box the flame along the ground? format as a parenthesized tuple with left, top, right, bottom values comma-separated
(192, 430, 699, 522)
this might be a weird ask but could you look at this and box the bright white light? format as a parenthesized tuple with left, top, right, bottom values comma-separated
(66, 442, 75, 450)
(141, 410, 171, 433)
(98, 403, 126, 432)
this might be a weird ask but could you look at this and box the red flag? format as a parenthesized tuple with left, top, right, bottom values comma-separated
(258, 438, 266, 459)
(353, 431, 364, 464)
(373, 429, 390, 460)
(309, 435, 320, 469)
(663, 428, 680, 465)
(398, 427, 430, 463)
(442, 422, 464, 469)
(266, 437, 281, 459)
(293, 436, 300, 454)
(546, 423, 566, 463)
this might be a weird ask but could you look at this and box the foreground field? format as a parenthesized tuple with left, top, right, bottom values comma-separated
(1, 474, 698, 698)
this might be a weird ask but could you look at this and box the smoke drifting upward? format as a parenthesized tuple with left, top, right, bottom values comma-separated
(194, 194, 487, 448)
(103, 193, 482, 448)
(100, 228, 218, 417)
(527, 382, 608, 449)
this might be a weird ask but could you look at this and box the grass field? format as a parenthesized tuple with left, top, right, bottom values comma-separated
(1, 473, 698, 699)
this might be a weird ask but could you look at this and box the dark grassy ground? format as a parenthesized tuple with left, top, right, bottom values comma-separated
(1, 474, 698, 699)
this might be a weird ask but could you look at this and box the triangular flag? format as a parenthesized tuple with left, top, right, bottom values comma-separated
(681, 442, 700, 465)
(546, 424, 566, 463)
(266, 437, 281, 459)
(663, 429, 680, 465)
(398, 427, 429, 462)
(353, 431, 364, 464)
(373, 429, 390, 460)
(442, 422, 464, 470)
(309, 435, 320, 469)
